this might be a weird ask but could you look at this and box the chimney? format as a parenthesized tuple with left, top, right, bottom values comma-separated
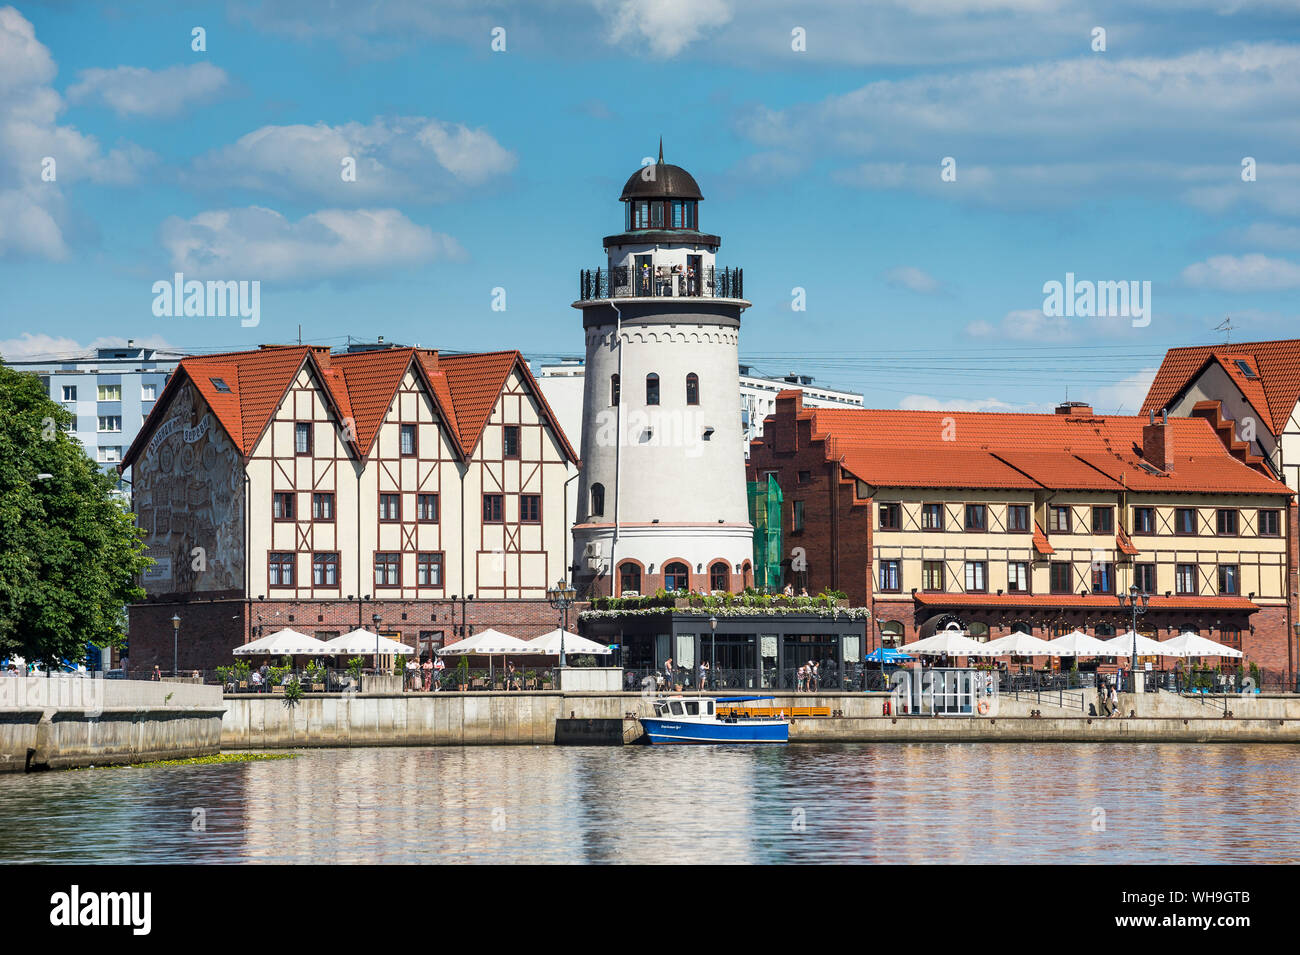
(309, 345, 331, 369)
(1142, 409, 1173, 471)
(1055, 401, 1094, 416)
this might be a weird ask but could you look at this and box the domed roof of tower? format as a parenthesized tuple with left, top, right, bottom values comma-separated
(619, 141, 703, 201)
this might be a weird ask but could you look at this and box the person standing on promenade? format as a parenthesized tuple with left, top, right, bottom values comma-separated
(1107, 682, 1119, 718)
(662, 657, 673, 692)
(151, 665, 161, 681)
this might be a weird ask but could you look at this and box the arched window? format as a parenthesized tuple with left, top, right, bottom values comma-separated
(610, 374, 620, 407)
(589, 483, 604, 517)
(646, 373, 660, 406)
(1094, 622, 1115, 637)
(879, 621, 905, 647)
(968, 622, 990, 642)
(663, 561, 689, 591)
(686, 373, 699, 405)
(709, 561, 729, 591)
(619, 561, 642, 595)
(1011, 620, 1033, 634)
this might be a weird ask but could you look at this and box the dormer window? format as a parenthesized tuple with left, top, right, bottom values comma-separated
(1234, 359, 1258, 379)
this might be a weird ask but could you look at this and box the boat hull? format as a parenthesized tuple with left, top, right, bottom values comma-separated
(639, 717, 789, 745)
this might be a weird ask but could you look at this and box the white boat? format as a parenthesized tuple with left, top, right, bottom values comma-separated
(640, 695, 789, 744)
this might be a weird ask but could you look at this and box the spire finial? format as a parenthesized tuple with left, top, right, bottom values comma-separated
(658, 136, 664, 164)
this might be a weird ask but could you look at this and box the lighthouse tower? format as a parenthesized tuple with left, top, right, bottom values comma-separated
(572, 147, 753, 596)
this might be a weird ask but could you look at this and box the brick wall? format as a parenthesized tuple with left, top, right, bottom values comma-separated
(126, 597, 588, 672)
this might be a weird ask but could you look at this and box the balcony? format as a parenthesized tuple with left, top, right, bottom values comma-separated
(579, 265, 743, 301)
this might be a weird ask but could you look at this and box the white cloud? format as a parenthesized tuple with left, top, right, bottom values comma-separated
(898, 393, 1046, 412)
(67, 63, 229, 118)
(158, 205, 465, 282)
(1084, 367, 1158, 416)
(966, 308, 1074, 341)
(0, 332, 176, 361)
(597, 0, 732, 57)
(1182, 254, 1300, 291)
(885, 265, 944, 294)
(187, 117, 515, 203)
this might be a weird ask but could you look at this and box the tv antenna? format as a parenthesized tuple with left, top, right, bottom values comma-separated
(1215, 316, 1234, 343)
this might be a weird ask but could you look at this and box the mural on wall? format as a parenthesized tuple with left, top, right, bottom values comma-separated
(134, 381, 244, 593)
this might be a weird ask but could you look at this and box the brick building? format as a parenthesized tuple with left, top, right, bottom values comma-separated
(120, 344, 581, 671)
(748, 390, 1297, 684)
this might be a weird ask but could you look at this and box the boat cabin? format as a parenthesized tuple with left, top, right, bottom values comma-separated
(651, 698, 716, 718)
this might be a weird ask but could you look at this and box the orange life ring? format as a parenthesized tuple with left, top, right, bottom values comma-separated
(977, 700, 990, 715)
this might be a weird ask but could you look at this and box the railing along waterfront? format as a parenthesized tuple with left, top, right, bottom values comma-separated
(579, 265, 743, 301)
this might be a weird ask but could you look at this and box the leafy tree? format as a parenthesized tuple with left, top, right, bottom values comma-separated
(0, 361, 150, 664)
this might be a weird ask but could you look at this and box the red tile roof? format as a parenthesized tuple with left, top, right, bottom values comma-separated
(1032, 521, 1055, 555)
(122, 345, 578, 468)
(913, 593, 1259, 612)
(776, 400, 1290, 496)
(1116, 526, 1140, 556)
(1141, 338, 1300, 435)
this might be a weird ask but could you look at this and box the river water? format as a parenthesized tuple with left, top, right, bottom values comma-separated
(2, 743, 1296, 864)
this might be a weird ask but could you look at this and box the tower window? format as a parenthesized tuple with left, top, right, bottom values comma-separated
(664, 561, 689, 591)
(686, 373, 699, 405)
(646, 373, 660, 406)
(710, 561, 730, 592)
(619, 562, 642, 595)
(610, 374, 620, 406)
(590, 483, 605, 517)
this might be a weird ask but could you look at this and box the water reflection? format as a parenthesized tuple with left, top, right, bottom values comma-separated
(0, 743, 1297, 864)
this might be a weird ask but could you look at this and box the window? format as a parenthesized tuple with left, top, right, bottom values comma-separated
(1175, 507, 1197, 535)
(1092, 506, 1114, 533)
(619, 562, 642, 594)
(312, 492, 334, 521)
(797, 470, 812, 483)
(379, 493, 401, 522)
(922, 560, 945, 591)
(503, 425, 520, 458)
(964, 561, 988, 593)
(1133, 507, 1155, 534)
(685, 373, 699, 405)
(1221, 628, 1243, 649)
(610, 374, 620, 406)
(97, 446, 122, 463)
(417, 494, 439, 523)
(1007, 505, 1030, 532)
(1218, 564, 1239, 595)
(312, 552, 339, 587)
(590, 483, 605, 517)
(294, 422, 312, 456)
(1049, 562, 1072, 594)
(273, 492, 295, 520)
(62, 417, 76, 433)
(1176, 563, 1197, 595)
(1134, 563, 1156, 593)
(965, 504, 987, 531)
(646, 373, 660, 405)
(664, 561, 689, 591)
(97, 415, 121, 432)
(710, 561, 730, 591)
(1234, 359, 1258, 379)
(483, 494, 504, 523)
(209, 377, 231, 393)
(61, 385, 76, 401)
(520, 494, 541, 523)
(879, 503, 901, 530)
(1007, 561, 1030, 594)
(1091, 561, 1115, 594)
(374, 552, 401, 588)
(1048, 506, 1072, 533)
(400, 424, 417, 457)
(269, 552, 295, 588)
(141, 383, 156, 401)
(1216, 509, 1239, 536)
(97, 384, 121, 401)
(878, 559, 901, 592)
(417, 552, 444, 587)
(792, 500, 805, 532)
(1259, 509, 1281, 536)
(921, 503, 943, 531)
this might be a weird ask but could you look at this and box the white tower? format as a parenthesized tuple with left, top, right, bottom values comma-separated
(572, 146, 753, 597)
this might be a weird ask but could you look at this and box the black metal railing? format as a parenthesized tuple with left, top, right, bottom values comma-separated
(580, 265, 743, 301)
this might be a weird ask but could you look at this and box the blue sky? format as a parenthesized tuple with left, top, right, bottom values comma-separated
(3, 0, 1300, 413)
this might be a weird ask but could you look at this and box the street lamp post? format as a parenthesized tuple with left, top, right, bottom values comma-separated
(546, 580, 577, 668)
(171, 613, 181, 678)
(372, 612, 382, 674)
(709, 614, 718, 691)
(1117, 585, 1150, 693)
(874, 620, 888, 692)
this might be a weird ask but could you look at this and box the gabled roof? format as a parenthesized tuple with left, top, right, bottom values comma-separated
(761, 393, 1291, 497)
(123, 345, 578, 470)
(1141, 339, 1300, 435)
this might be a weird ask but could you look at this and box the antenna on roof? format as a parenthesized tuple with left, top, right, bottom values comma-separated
(1215, 316, 1233, 343)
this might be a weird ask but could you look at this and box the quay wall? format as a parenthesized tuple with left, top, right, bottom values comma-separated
(221, 689, 1300, 748)
(0, 678, 225, 772)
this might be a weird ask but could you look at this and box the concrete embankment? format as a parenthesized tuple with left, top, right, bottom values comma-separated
(0, 678, 225, 772)
(220, 689, 1300, 748)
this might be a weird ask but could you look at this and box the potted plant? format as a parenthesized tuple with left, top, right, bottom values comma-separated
(455, 656, 470, 691)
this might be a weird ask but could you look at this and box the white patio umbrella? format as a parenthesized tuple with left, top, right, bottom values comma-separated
(233, 628, 329, 656)
(1107, 630, 1174, 657)
(528, 629, 612, 656)
(901, 629, 991, 657)
(321, 629, 415, 656)
(437, 629, 543, 686)
(980, 632, 1063, 657)
(1160, 631, 1243, 659)
(1048, 629, 1115, 657)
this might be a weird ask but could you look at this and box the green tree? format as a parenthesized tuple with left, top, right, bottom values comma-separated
(0, 361, 150, 664)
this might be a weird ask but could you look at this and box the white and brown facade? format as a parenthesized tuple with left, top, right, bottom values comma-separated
(121, 344, 579, 670)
